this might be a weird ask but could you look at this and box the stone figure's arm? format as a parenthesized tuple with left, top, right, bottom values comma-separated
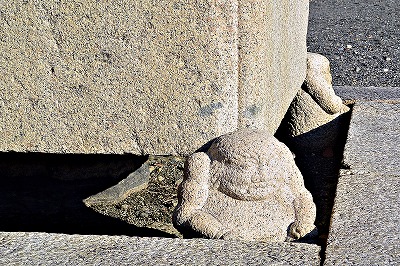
(288, 162, 317, 239)
(290, 190, 317, 239)
(303, 52, 349, 114)
(173, 152, 228, 239)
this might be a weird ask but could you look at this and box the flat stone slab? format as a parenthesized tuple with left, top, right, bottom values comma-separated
(343, 101, 400, 175)
(324, 101, 400, 265)
(83, 160, 150, 206)
(325, 171, 400, 265)
(334, 86, 400, 102)
(0, 232, 320, 265)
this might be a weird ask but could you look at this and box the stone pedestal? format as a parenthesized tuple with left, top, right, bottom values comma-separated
(0, 0, 309, 155)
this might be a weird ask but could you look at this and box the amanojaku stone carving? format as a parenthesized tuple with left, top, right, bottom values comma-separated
(173, 129, 316, 241)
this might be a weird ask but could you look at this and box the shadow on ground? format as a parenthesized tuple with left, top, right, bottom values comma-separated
(0, 153, 174, 237)
(276, 106, 352, 249)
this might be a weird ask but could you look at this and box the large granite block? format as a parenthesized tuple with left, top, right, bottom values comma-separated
(0, 0, 239, 155)
(0, 0, 308, 155)
(238, 0, 309, 131)
(0, 232, 321, 265)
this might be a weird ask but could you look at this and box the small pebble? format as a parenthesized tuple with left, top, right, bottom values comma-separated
(158, 175, 165, 182)
(355, 67, 361, 72)
(383, 68, 389, 72)
(384, 56, 391, 61)
(346, 44, 352, 49)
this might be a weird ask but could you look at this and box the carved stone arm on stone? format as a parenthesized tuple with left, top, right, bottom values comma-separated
(173, 153, 228, 239)
(304, 53, 349, 114)
(276, 53, 350, 152)
(286, 161, 317, 240)
(290, 191, 317, 239)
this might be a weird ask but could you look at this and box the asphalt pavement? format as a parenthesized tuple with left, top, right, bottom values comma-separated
(308, 0, 399, 87)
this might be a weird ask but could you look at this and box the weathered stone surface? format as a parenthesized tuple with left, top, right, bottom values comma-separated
(173, 129, 316, 241)
(343, 102, 400, 175)
(303, 53, 348, 115)
(0, 232, 321, 265)
(0, 0, 239, 155)
(334, 86, 400, 103)
(325, 101, 400, 265)
(0, 0, 309, 155)
(276, 53, 349, 151)
(325, 171, 400, 265)
(238, 0, 309, 131)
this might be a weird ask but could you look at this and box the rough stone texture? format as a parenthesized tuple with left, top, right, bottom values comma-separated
(303, 53, 348, 115)
(324, 172, 400, 266)
(325, 101, 400, 265)
(173, 129, 316, 241)
(237, 0, 309, 131)
(343, 102, 400, 175)
(0, 0, 309, 155)
(0, 0, 239, 155)
(334, 86, 400, 103)
(276, 53, 349, 151)
(0, 232, 321, 266)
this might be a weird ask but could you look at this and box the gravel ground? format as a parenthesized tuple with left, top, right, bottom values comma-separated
(308, 0, 399, 87)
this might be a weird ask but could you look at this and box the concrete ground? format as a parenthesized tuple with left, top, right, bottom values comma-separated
(325, 87, 400, 265)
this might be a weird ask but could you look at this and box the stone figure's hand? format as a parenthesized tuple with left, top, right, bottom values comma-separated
(174, 152, 211, 219)
(290, 185, 317, 240)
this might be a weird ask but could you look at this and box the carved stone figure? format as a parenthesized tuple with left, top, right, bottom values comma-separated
(277, 53, 350, 152)
(173, 129, 316, 241)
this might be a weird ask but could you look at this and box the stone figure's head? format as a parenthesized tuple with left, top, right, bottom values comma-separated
(207, 129, 292, 201)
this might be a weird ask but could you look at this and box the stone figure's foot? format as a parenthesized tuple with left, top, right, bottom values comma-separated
(288, 221, 316, 240)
